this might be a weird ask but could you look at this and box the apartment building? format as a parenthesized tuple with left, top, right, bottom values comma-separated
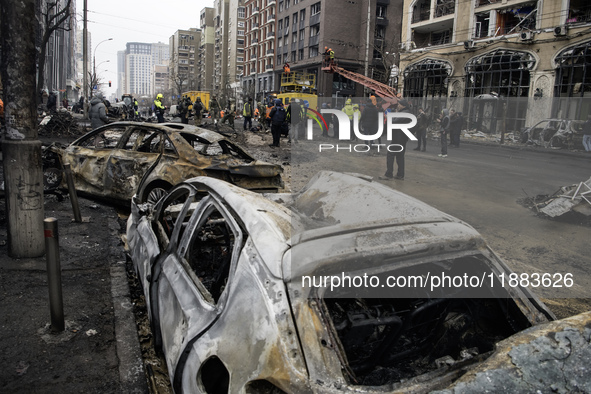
(169, 29, 201, 95)
(243, 0, 277, 102)
(119, 42, 170, 99)
(213, 0, 230, 93)
(227, 0, 247, 98)
(274, 0, 402, 98)
(400, 0, 591, 130)
(152, 64, 170, 98)
(198, 8, 216, 92)
(39, 0, 78, 102)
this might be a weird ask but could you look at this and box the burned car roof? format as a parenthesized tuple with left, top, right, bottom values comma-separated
(126, 171, 568, 393)
(46, 121, 283, 203)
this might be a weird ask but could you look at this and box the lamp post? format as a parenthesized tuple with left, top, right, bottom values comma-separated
(92, 38, 113, 96)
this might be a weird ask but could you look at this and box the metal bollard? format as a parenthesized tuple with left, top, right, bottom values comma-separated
(63, 163, 82, 222)
(44, 218, 65, 332)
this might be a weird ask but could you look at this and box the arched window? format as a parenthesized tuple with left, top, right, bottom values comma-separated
(554, 40, 591, 119)
(403, 59, 451, 115)
(464, 49, 536, 133)
(465, 49, 536, 98)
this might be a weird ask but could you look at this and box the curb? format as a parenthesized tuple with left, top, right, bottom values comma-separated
(110, 261, 149, 394)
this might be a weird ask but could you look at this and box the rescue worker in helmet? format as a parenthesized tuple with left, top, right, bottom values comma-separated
(328, 48, 335, 65)
(154, 93, 166, 123)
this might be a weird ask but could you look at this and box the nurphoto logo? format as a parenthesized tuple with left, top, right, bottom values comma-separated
(306, 109, 418, 153)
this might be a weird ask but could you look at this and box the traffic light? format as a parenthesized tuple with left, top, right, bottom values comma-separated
(108, 81, 112, 87)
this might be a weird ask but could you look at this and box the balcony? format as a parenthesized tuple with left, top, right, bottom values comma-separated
(268, 14, 276, 23)
(268, 0, 276, 4)
(376, 17, 389, 26)
(253, 7, 260, 14)
(267, 49, 274, 55)
(252, 38, 259, 43)
(266, 64, 274, 70)
(253, 22, 260, 28)
(267, 31, 275, 37)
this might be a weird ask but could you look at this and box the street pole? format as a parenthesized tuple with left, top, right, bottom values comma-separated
(364, 0, 371, 96)
(0, 0, 45, 257)
(92, 38, 113, 98)
(83, 0, 88, 119)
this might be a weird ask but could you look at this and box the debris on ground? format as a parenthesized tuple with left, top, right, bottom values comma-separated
(38, 111, 80, 137)
(536, 178, 591, 217)
(519, 177, 591, 225)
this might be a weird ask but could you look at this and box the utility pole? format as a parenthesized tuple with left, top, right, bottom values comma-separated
(1, 0, 46, 257)
(83, 0, 88, 119)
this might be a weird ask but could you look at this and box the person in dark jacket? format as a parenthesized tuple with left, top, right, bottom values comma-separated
(287, 99, 304, 143)
(438, 109, 450, 157)
(193, 97, 204, 126)
(268, 99, 287, 148)
(89, 92, 109, 130)
(361, 98, 379, 148)
(380, 99, 412, 180)
(449, 109, 463, 147)
(47, 91, 57, 113)
(413, 107, 429, 151)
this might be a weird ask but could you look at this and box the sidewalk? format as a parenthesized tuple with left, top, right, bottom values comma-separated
(0, 194, 147, 393)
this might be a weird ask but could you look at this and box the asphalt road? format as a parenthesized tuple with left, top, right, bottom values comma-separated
(291, 139, 591, 299)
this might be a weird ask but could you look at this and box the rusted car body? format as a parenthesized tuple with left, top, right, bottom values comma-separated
(126, 171, 556, 393)
(47, 122, 283, 203)
(521, 119, 585, 149)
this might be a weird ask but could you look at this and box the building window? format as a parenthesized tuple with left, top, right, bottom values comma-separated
(298, 49, 304, 60)
(554, 40, 591, 119)
(494, 3, 536, 35)
(311, 2, 321, 15)
(278, 20, 283, 30)
(299, 30, 305, 41)
(310, 24, 320, 36)
(403, 58, 451, 117)
(435, 0, 455, 18)
(474, 12, 490, 38)
(238, 21, 245, 28)
(293, 13, 298, 24)
(465, 49, 536, 131)
(309, 45, 318, 58)
(285, 17, 289, 27)
(566, 0, 591, 24)
(375, 25, 386, 39)
(238, 30, 245, 36)
(286, 0, 290, 9)
(238, 7, 245, 18)
(291, 51, 296, 62)
(292, 33, 297, 43)
(279, 1, 283, 12)
(277, 55, 282, 65)
(376, 5, 387, 18)
(300, 9, 306, 20)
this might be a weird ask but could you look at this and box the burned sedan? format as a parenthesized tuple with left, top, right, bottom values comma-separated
(127, 171, 560, 393)
(46, 122, 283, 203)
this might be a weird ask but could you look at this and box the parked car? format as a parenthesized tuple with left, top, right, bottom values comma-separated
(520, 119, 585, 149)
(127, 171, 559, 394)
(45, 122, 283, 203)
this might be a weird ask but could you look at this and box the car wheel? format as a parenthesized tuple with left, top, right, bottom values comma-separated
(145, 186, 168, 205)
(43, 167, 62, 191)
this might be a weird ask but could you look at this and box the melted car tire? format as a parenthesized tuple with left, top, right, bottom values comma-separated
(43, 167, 63, 191)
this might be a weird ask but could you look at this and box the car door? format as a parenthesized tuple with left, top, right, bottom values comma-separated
(63, 126, 128, 197)
(103, 126, 166, 200)
(151, 190, 244, 383)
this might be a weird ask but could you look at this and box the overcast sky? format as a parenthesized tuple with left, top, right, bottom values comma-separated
(76, 0, 212, 98)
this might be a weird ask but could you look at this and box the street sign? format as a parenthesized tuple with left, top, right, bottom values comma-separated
(93, 85, 98, 90)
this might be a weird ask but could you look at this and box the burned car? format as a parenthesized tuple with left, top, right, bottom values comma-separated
(520, 119, 585, 149)
(45, 122, 283, 203)
(126, 171, 568, 393)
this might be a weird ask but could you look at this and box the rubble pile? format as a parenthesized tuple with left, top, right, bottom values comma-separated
(38, 111, 80, 137)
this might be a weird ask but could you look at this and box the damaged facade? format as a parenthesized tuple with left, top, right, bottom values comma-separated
(399, 0, 591, 132)
(127, 171, 566, 393)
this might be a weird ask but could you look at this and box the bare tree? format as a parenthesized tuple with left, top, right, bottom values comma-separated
(170, 68, 189, 98)
(372, 39, 399, 87)
(37, 0, 73, 97)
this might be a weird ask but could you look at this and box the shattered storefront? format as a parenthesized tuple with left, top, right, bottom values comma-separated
(464, 49, 536, 133)
(554, 39, 591, 120)
(403, 59, 451, 118)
